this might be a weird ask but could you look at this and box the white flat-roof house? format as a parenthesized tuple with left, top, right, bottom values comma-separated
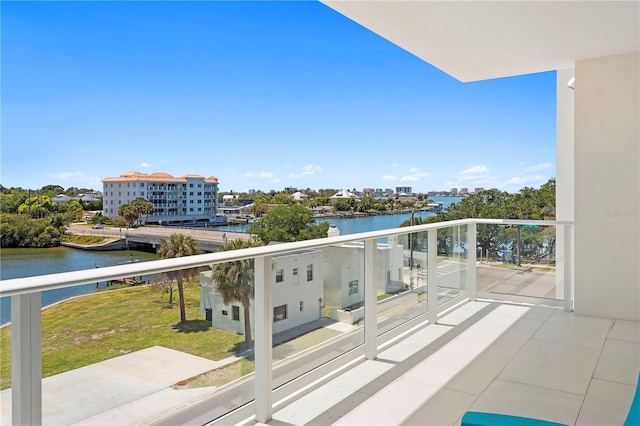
(201, 249, 324, 336)
(322, 239, 406, 310)
(102, 171, 219, 224)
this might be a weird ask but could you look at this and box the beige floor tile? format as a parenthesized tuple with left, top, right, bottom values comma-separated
(593, 338, 640, 385)
(402, 387, 477, 426)
(533, 313, 612, 349)
(492, 317, 545, 351)
(608, 319, 640, 342)
(576, 378, 637, 426)
(445, 345, 518, 395)
(469, 379, 582, 425)
(498, 339, 600, 395)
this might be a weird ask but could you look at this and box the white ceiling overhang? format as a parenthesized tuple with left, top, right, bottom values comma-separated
(320, 1, 640, 82)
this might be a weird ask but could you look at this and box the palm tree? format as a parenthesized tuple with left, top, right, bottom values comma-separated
(211, 238, 260, 345)
(157, 233, 200, 322)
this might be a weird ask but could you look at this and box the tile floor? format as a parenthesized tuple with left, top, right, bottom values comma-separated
(266, 301, 640, 426)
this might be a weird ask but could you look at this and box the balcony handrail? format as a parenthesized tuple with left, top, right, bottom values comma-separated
(0, 218, 573, 298)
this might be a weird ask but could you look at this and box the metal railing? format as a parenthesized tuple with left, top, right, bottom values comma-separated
(0, 218, 573, 425)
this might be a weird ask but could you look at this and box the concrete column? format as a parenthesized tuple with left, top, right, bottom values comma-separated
(573, 53, 639, 321)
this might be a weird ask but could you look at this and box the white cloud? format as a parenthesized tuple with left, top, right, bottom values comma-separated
(459, 165, 490, 175)
(244, 171, 274, 179)
(288, 164, 322, 179)
(382, 174, 398, 181)
(301, 164, 322, 175)
(139, 162, 151, 169)
(504, 175, 546, 185)
(400, 171, 429, 182)
(524, 163, 553, 172)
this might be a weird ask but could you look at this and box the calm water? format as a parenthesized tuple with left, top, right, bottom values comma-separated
(0, 247, 158, 325)
(217, 196, 463, 234)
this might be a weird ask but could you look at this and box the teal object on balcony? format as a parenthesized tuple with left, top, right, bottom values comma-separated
(624, 374, 640, 426)
(461, 412, 567, 426)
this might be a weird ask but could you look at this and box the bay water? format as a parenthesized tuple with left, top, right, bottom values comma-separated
(0, 248, 158, 325)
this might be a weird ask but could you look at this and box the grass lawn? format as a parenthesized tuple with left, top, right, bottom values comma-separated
(63, 234, 116, 245)
(0, 284, 247, 390)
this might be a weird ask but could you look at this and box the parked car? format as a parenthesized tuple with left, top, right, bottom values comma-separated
(92, 223, 105, 229)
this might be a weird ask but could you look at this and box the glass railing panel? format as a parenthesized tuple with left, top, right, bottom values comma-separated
(272, 242, 365, 388)
(376, 230, 429, 336)
(476, 223, 559, 300)
(436, 224, 469, 304)
(21, 263, 252, 424)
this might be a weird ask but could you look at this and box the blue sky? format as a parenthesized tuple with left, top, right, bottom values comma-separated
(1, 1, 556, 194)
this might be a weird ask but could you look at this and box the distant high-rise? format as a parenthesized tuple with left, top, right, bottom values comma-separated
(396, 186, 412, 195)
(450, 188, 458, 196)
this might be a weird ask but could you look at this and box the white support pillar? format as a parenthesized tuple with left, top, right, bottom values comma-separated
(364, 239, 377, 360)
(563, 225, 573, 312)
(254, 256, 272, 423)
(427, 230, 438, 324)
(11, 293, 42, 426)
(556, 66, 575, 302)
(467, 222, 477, 301)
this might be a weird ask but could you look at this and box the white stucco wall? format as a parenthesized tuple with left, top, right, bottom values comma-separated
(573, 52, 639, 321)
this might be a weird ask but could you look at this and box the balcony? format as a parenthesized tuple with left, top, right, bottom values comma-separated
(1, 219, 638, 426)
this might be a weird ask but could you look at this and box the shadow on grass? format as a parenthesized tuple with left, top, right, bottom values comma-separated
(172, 319, 212, 333)
(230, 341, 255, 357)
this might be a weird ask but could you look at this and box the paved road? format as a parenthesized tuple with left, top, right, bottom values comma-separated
(67, 223, 252, 246)
(477, 263, 557, 298)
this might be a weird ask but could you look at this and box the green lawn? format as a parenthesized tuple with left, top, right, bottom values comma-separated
(0, 284, 246, 390)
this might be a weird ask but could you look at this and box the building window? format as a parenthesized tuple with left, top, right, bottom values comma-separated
(276, 269, 283, 283)
(274, 305, 287, 322)
(307, 264, 313, 281)
(222, 310, 228, 316)
(292, 267, 298, 276)
(140, 183, 144, 187)
(299, 301, 304, 312)
(349, 280, 359, 296)
(232, 306, 240, 321)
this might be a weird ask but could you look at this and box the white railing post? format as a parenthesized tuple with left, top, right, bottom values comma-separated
(563, 225, 573, 312)
(364, 239, 378, 360)
(11, 292, 42, 426)
(468, 222, 477, 301)
(427, 229, 438, 323)
(254, 256, 272, 423)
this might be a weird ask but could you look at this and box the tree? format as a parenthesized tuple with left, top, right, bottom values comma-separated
(17, 195, 54, 218)
(130, 197, 155, 225)
(248, 204, 330, 244)
(117, 204, 136, 228)
(157, 233, 201, 322)
(211, 238, 262, 345)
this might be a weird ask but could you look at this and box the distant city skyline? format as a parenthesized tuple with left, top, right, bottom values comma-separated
(2, 2, 556, 194)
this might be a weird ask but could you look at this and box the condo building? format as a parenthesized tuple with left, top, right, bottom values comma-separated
(102, 171, 219, 224)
